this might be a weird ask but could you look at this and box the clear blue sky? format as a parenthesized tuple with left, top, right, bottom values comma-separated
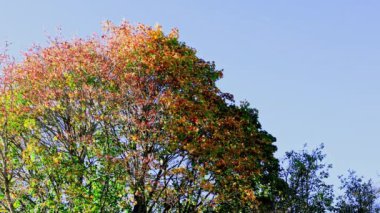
(1, 0, 379, 190)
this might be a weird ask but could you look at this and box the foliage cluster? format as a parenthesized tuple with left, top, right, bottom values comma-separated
(0, 22, 278, 212)
(0, 22, 378, 212)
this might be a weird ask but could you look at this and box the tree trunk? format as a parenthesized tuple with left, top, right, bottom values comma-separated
(133, 196, 147, 213)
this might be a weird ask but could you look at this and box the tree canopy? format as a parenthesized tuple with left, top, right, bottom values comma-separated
(1, 21, 378, 213)
(278, 144, 334, 212)
(0, 22, 279, 212)
(335, 171, 379, 213)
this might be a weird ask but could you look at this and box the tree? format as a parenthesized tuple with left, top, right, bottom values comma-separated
(279, 144, 334, 212)
(0, 21, 279, 212)
(335, 170, 379, 213)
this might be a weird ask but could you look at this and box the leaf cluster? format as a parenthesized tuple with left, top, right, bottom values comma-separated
(0, 22, 279, 212)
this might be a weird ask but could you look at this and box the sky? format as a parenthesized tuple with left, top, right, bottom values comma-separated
(1, 0, 379, 191)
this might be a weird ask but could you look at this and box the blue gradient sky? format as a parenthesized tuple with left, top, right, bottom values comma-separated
(1, 1, 379, 189)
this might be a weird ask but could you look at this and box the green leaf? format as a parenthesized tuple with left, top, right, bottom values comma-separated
(24, 118, 36, 129)
(30, 152, 36, 162)
(13, 200, 21, 209)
